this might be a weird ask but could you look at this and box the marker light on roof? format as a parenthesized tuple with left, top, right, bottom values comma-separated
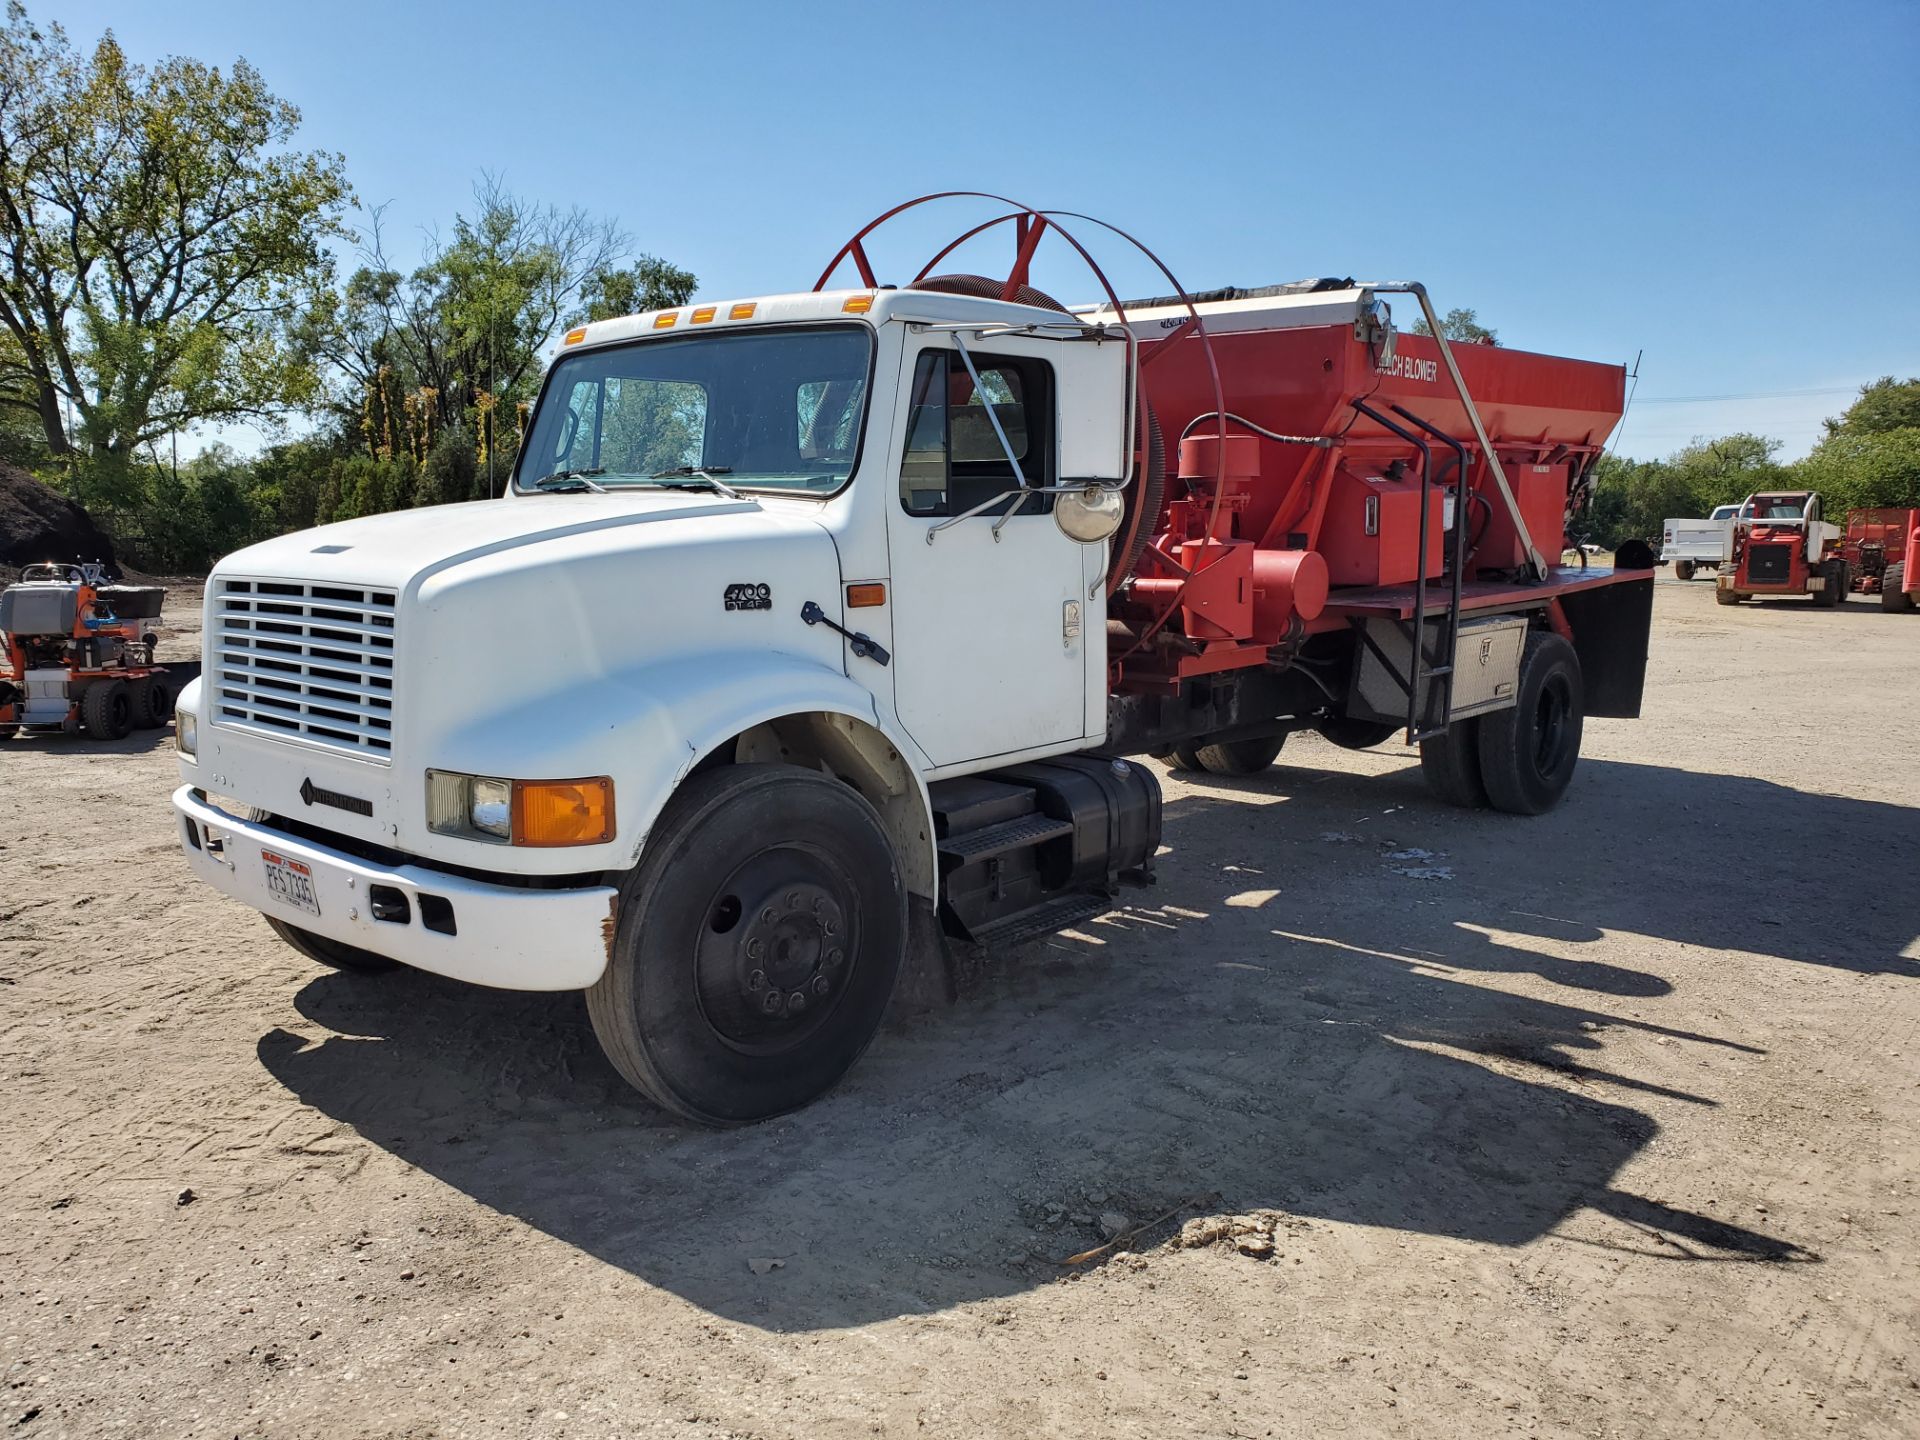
(690, 306, 717, 324)
(729, 303, 756, 320)
(653, 312, 677, 329)
(842, 294, 874, 314)
(563, 326, 587, 345)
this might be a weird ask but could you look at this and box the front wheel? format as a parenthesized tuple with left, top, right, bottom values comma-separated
(265, 916, 399, 973)
(587, 764, 906, 1126)
(1813, 561, 1845, 607)
(1476, 631, 1584, 815)
(1714, 586, 1743, 606)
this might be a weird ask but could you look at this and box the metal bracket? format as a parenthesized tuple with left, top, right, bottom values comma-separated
(800, 601, 890, 666)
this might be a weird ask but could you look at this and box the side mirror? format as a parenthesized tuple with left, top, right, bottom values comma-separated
(1054, 484, 1125, 543)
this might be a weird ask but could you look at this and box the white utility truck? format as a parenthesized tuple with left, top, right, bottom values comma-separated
(171, 200, 1652, 1124)
(1660, 504, 1738, 580)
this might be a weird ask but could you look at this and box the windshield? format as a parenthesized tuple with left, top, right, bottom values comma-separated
(515, 324, 872, 496)
(1743, 496, 1805, 520)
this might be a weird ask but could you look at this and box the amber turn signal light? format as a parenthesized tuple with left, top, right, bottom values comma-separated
(511, 777, 615, 847)
(846, 582, 886, 608)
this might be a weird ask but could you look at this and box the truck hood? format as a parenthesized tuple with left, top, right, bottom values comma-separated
(216, 491, 780, 589)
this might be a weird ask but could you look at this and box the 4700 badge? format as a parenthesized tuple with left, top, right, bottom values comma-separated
(260, 848, 321, 918)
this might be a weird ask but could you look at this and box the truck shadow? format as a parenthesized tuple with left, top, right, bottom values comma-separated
(252, 755, 1854, 1334)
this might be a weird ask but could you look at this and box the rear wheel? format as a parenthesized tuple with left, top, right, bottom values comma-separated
(1419, 719, 1487, 808)
(1673, 559, 1695, 581)
(1317, 716, 1401, 751)
(1884, 563, 1914, 613)
(265, 916, 399, 973)
(1194, 734, 1285, 776)
(130, 675, 173, 729)
(587, 764, 906, 1126)
(79, 679, 133, 740)
(1814, 561, 1845, 607)
(1476, 632, 1584, 815)
(1163, 743, 1204, 773)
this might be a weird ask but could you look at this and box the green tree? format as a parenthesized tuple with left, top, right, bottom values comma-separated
(1412, 307, 1498, 345)
(1821, 376, 1920, 438)
(1587, 433, 1784, 545)
(0, 5, 352, 504)
(580, 257, 697, 322)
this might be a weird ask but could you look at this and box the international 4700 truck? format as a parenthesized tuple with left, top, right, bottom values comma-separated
(171, 196, 1653, 1124)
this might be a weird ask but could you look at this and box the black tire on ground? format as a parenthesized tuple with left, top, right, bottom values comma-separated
(1164, 744, 1204, 773)
(1476, 631, 1584, 815)
(1884, 563, 1914, 613)
(1813, 561, 1844, 608)
(586, 763, 907, 1126)
(1673, 559, 1695, 581)
(1419, 719, 1487, 809)
(80, 678, 134, 740)
(1316, 716, 1402, 751)
(1714, 586, 1742, 606)
(265, 916, 400, 973)
(1194, 734, 1285, 776)
(130, 675, 173, 730)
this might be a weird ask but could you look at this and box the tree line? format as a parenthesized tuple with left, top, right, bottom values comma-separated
(0, 8, 1914, 572)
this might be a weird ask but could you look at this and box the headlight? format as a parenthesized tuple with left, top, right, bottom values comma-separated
(174, 708, 198, 757)
(426, 769, 614, 847)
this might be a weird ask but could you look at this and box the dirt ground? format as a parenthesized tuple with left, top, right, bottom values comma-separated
(3, 577, 1916, 1439)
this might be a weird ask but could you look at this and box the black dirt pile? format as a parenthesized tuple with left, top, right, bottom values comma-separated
(0, 463, 115, 571)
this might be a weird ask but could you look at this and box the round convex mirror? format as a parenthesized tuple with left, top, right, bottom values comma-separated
(1055, 485, 1125, 543)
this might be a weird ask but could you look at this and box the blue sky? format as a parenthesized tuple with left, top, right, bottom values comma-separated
(51, 0, 1920, 460)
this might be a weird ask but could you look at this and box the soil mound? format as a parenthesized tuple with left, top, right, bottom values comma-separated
(0, 462, 115, 570)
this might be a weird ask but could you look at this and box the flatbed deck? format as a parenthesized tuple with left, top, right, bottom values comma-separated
(1320, 564, 1647, 622)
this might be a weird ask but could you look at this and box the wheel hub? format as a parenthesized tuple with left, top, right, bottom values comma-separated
(695, 859, 852, 1050)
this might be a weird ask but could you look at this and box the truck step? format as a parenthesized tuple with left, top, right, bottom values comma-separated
(937, 813, 1074, 866)
(969, 892, 1113, 949)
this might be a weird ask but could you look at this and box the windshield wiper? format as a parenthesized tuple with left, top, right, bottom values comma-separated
(649, 466, 742, 499)
(530, 468, 607, 492)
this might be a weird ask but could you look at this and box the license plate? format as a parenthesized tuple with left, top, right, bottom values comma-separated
(261, 848, 321, 918)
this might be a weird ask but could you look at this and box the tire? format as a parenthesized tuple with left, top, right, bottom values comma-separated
(1813, 561, 1844, 608)
(1419, 719, 1487, 808)
(1164, 744, 1204, 773)
(1714, 586, 1742, 606)
(1194, 733, 1285, 776)
(1476, 631, 1584, 815)
(1317, 716, 1401, 751)
(130, 675, 174, 730)
(587, 764, 907, 1126)
(1673, 559, 1695, 581)
(1884, 563, 1914, 613)
(265, 916, 399, 973)
(80, 679, 134, 740)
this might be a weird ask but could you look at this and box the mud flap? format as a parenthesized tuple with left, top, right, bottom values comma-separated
(1560, 573, 1654, 719)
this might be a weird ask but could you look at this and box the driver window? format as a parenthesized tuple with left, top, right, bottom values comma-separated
(899, 349, 1053, 517)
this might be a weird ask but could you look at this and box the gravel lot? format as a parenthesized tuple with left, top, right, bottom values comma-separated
(3, 577, 1916, 1439)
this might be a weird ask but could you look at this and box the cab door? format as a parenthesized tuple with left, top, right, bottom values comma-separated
(882, 338, 1087, 769)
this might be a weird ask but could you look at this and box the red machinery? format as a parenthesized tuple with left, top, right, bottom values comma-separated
(1714, 491, 1847, 608)
(1840, 506, 1919, 612)
(0, 562, 176, 739)
(821, 194, 1655, 813)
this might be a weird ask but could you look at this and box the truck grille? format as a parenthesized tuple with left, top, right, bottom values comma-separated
(212, 579, 397, 758)
(1747, 544, 1793, 585)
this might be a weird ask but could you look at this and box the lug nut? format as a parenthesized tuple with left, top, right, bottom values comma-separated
(748, 969, 766, 991)
(761, 908, 776, 925)
(822, 919, 838, 936)
(812, 975, 831, 996)
(787, 891, 800, 907)
(825, 948, 843, 967)
(788, 991, 807, 1013)
(761, 991, 783, 1015)
(746, 938, 762, 960)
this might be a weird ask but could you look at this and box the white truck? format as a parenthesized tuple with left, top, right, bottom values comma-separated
(1660, 503, 1738, 580)
(170, 206, 1652, 1124)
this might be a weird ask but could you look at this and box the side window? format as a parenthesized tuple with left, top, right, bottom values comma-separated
(898, 348, 1053, 517)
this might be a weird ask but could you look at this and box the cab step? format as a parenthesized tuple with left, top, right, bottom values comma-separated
(968, 892, 1113, 949)
(936, 813, 1074, 866)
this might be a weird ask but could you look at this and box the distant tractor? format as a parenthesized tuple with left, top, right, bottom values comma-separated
(1715, 491, 1848, 608)
(1839, 506, 1919, 613)
(0, 562, 175, 738)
